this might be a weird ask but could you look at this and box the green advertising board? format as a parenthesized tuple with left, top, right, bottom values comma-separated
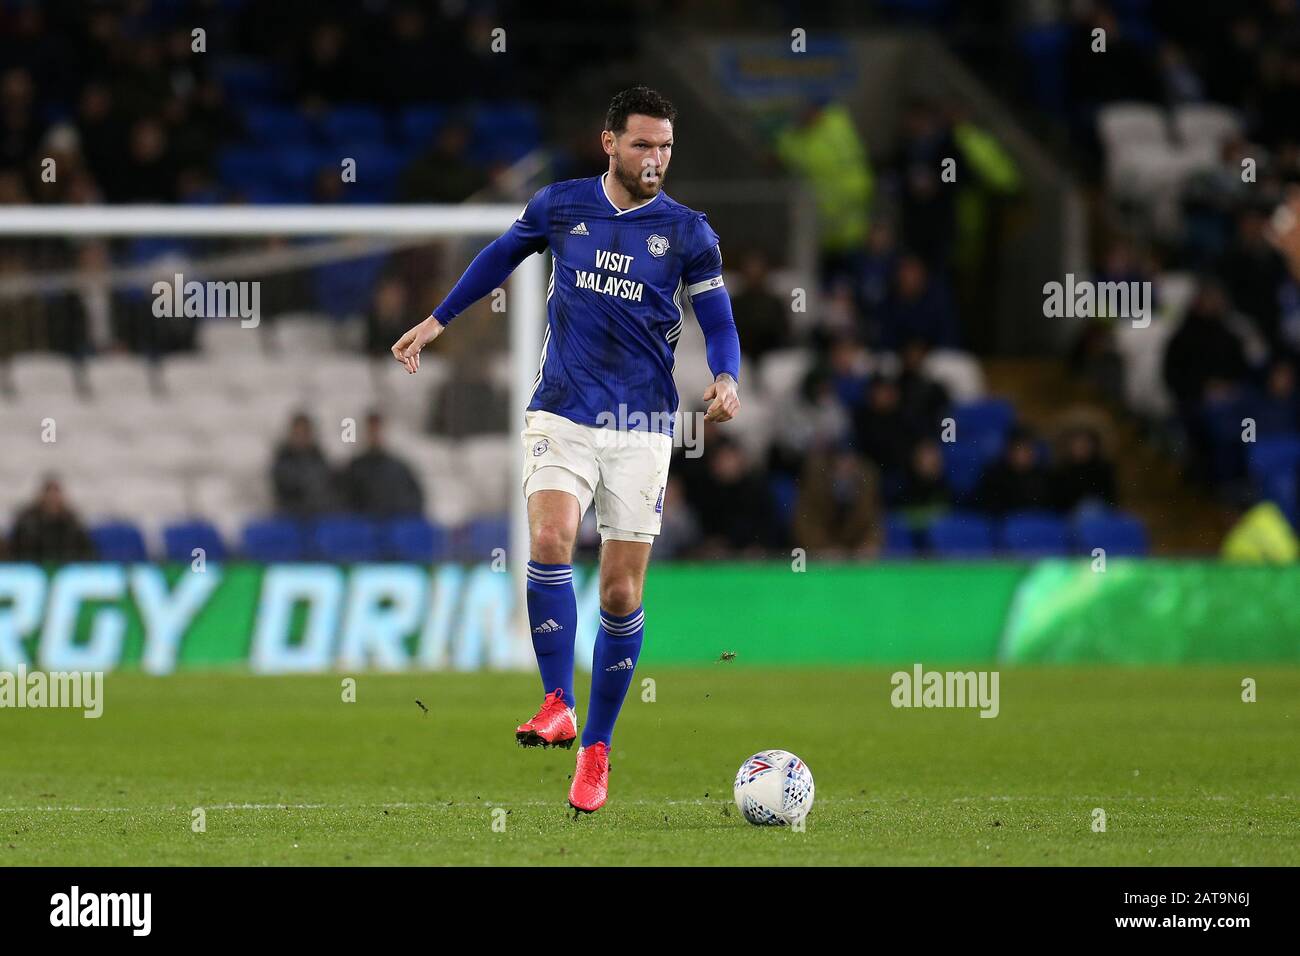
(0, 560, 1296, 673)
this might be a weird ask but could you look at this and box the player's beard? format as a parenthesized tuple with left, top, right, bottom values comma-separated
(613, 153, 663, 203)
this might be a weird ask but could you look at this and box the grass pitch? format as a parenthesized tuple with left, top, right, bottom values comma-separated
(1, 666, 1297, 866)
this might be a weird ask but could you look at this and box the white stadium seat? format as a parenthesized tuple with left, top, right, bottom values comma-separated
(758, 349, 813, 402)
(84, 355, 156, 399)
(1172, 103, 1241, 151)
(9, 352, 81, 401)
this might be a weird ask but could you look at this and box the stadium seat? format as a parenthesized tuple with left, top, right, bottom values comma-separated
(313, 516, 381, 562)
(164, 520, 229, 563)
(1248, 435, 1300, 525)
(460, 515, 510, 561)
(928, 512, 995, 557)
(311, 251, 389, 319)
(242, 519, 306, 562)
(90, 522, 149, 562)
(1001, 511, 1072, 557)
(84, 356, 158, 399)
(243, 105, 313, 144)
(216, 146, 273, 192)
(1172, 103, 1241, 152)
(757, 349, 813, 402)
(214, 59, 282, 104)
(10, 353, 82, 400)
(382, 517, 451, 562)
(398, 105, 447, 147)
(1075, 510, 1150, 557)
(951, 398, 1015, 448)
(941, 441, 992, 497)
(883, 513, 916, 557)
(319, 106, 388, 146)
(1097, 102, 1168, 152)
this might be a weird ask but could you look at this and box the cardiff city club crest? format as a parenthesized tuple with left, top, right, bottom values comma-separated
(646, 234, 669, 257)
(532, 439, 549, 457)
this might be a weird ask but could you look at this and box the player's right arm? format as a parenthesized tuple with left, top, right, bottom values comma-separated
(392, 186, 551, 373)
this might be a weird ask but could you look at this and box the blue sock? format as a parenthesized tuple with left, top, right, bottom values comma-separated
(582, 606, 644, 747)
(526, 562, 578, 710)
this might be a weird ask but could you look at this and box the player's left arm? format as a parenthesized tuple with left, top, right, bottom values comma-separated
(684, 220, 741, 423)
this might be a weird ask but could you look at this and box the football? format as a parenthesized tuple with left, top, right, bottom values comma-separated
(733, 749, 815, 826)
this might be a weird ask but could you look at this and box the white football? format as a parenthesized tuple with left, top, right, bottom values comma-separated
(733, 749, 815, 826)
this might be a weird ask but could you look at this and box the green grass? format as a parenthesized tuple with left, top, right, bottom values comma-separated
(1, 667, 1297, 865)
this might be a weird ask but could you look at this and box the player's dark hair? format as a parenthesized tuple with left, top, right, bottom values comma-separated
(604, 87, 677, 134)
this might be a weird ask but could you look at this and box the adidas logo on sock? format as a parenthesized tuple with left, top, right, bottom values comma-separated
(604, 657, 634, 672)
(569, 221, 589, 236)
(532, 618, 562, 634)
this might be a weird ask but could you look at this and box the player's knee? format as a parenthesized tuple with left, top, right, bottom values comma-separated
(531, 522, 574, 564)
(600, 576, 642, 616)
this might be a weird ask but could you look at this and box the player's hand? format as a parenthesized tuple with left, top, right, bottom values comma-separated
(702, 374, 740, 423)
(391, 316, 445, 374)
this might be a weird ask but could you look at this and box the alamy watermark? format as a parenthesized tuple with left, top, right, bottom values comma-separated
(1042, 273, 1151, 328)
(593, 405, 705, 457)
(0, 666, 103, 718)
(152, 272, 260, 327)
(890, 663, 999, 718)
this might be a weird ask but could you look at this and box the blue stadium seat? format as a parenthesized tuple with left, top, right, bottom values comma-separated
(928, 512, 995, 558)
(242, 519, 305, 562)
(941, 442, 991, 497)
(243, 105, 313, 144)
(90, 522, 149, 562)
(313, 516, 381, 563)
(469, 103, 541, 164)
(1074, 510, 1149, 557)
(1248, 434, 1300, 525)
(952, 398, 1016, 451)
(340, 145, 405, 201)
(398, 105, 447, 147)
(214, 59, 282, 104)
(311, 250, 388, 317)
(164, 521, 228, 563)
(382, 517, 451, 562)
(216, 146, 272, 191)
(767, 474, 799, 534)
(273, 145, 336, 191)
(883, 513, 916, 557)
(460, 516, 510, 561)
(1001, 510, 1071, 557)
(319, 106, 388, 145)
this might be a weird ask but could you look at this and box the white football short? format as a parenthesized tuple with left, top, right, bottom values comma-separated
(520, 409, 673, 543)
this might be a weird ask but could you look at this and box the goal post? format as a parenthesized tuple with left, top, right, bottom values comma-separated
(0, 203, 547, 666)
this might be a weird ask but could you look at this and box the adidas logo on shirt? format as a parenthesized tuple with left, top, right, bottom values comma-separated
(604, 657, 635, 672)
(569, 222, 589, 236)
(532, 619, 562, 634)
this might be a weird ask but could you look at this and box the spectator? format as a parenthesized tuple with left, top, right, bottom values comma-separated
(682, 437, 773, 555)
(768, 366, 850, 479)
(897, 338, 952, 435)
(427, 351, 509, 438)
(339, 412, 425, 518)
(366, 276, 412, 357)
(776, 99, 874, 286)
(399, 122, 490, 203)
(730, 250, 789, 363)
(792, 448, 882, 557)
(654, 475, 700, 559)
(272, 413, 338, 517)
(8, 477, 95, 562)
(853, 375, 915, 479)
(878, 254, 959, 350)
(1250, 357, 1300, 435)
(1162, 281, 1253, 410)
(1052, 426, 1118, 513)
(972, 428, 1053, 514)
(896, 437, 952, 523)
